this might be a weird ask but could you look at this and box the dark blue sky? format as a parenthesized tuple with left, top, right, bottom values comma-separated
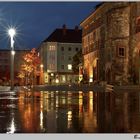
(0, 2, 100, 50)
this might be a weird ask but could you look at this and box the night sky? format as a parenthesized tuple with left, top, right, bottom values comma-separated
(0, 2, 100, 50)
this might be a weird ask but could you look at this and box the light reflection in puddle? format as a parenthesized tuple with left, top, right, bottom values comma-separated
(7, 118, 16, 134)
(6, 104, 17, 108)
(0, 91, 140, 133)
(0, 97, 18, 100)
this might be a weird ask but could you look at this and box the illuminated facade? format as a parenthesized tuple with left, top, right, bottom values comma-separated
(38, 25, 82, 84)
(80, 2, 140, 84)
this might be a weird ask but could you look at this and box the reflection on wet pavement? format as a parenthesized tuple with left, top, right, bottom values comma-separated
(0, 90, 140, 133)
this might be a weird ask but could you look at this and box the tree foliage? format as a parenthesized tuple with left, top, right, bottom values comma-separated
(72, 49, 83, 73)
(18, 48, 40, 85)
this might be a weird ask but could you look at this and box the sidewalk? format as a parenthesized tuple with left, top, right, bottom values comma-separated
(32, 84, 105, 92)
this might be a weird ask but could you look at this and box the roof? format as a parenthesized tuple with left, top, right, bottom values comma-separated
(80, 2, 104, 27)
(95, 2, 104, 9)
(43, 28, 82, 43)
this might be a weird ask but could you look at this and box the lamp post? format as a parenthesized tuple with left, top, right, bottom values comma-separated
(8, 28, 16, 90)
(40, 64, 44, 85)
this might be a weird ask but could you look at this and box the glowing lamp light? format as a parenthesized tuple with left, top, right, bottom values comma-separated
(51, 73, 54, 76)
(8, 28, 16, 38)
(40, 64, 44, 68)
(56, 79, 59, 83)
(79, 75, 83, 82)
(11, 50, 15, 55)
(89, 77, 93, 83)
(40, 111, 43, 128)
(68, 64, 72, 70)
(7, 118, 16, 134)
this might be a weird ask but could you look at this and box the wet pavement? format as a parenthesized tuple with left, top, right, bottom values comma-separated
(0, 90, 140, 133)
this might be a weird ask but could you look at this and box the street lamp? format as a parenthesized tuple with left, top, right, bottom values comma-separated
(8, 28, 16, 90)
(40, 64, 44, 85)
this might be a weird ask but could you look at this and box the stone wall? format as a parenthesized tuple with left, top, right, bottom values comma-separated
(81, 2, 140, 84)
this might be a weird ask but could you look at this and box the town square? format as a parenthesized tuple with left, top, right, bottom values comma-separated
(0, 2, 139, 134)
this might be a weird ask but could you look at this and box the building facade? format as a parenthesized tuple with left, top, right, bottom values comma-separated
(38, 25, 82, 84)
(80, 2, 140, 84)
(0, 49, 30, 85)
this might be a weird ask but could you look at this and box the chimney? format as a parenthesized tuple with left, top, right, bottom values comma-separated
(75, 25, 79, 31)
(62, 24, 66, 35)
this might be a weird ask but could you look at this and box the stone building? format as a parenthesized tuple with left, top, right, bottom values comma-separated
(80, 2, 140, 84)
(38, 25, 82, 84)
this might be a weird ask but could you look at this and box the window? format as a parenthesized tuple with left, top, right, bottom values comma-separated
(68, 47, 71, 51)
(61, 47, 64, 51)
(49, 46, 56, 51)
(85, 36, 88, 47)
(49, 55, 55, 61)
(90, 33, 93, 44)
(61, 65, 64, 70)
(49, 64, 55, 70)
(87, 35, 90, 46)
(118, 47, 125, 57)
(62, 75, 66, 82)
(93, 31, 96, 41)
(75, 48, 79, 51)
(68, 64, 72, 70)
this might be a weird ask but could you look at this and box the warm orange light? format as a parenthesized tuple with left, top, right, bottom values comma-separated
(40, 64, 43, 68)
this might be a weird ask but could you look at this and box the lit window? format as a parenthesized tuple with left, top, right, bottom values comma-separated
(68, 64, 72, 70)
(62, 75, 66, 82)
(118, 47, 125, 57)
(53, 46, 56, 50)
(49, 46, 55, 51)
(49, 64, 55, 69)
(49, 46, 52, 51)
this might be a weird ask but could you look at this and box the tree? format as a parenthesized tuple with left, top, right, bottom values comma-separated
(72, 49, 83, 73)
(18, 48, 40, 86)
